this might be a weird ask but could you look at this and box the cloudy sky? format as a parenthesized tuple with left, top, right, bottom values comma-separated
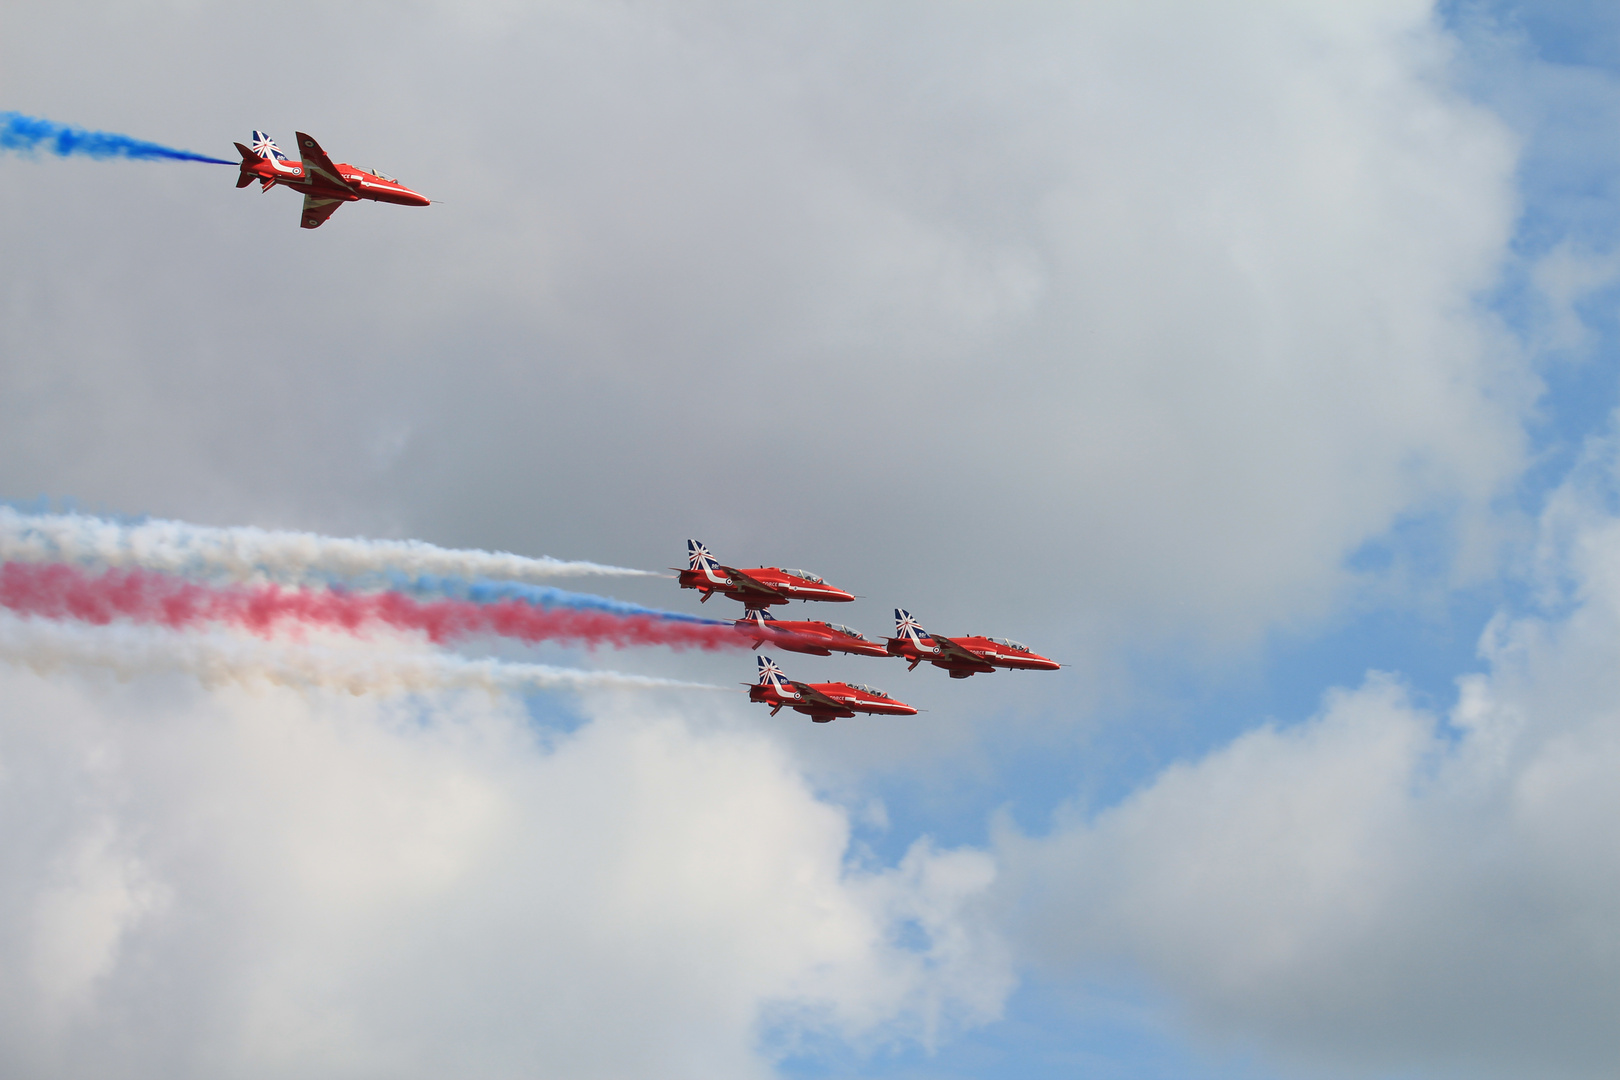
(3, 0, 1620, 1076)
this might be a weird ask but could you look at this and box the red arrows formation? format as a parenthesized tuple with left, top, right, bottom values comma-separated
(678, 540, 1059, 722)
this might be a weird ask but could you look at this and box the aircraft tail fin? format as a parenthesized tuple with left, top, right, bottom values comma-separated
(249, 130, 288, 161)
(756, 654, 789, 690)
(687, 539, 722, 574)
(895, 608, 930, 643)
(739, 608, 774, 649)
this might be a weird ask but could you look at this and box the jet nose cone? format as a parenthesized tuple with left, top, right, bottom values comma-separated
(828, 589, 856, 602)
(1033, 656, 1062, 670)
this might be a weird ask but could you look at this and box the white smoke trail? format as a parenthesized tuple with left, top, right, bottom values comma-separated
(0, 507, 656, 584)
(0, 615, 725, 696)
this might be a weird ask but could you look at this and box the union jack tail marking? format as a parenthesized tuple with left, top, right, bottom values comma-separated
(756, 654, 789, 689)
(894, 608, 931, 642)
(685, 539, 731, 591)
(249, 130, 288, 161)
(687, 539, 720, 573)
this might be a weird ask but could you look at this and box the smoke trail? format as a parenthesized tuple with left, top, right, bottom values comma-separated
(0, 614, 725, 696)
(1, 111, 233, 165)
(396, 575, 838, 650)
(0, 507, 656, 584)
(0, 562, 744, 652)
(396, 574, 731, 626)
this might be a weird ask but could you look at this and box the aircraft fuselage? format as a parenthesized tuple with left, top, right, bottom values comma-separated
(240, 154, 428, 206)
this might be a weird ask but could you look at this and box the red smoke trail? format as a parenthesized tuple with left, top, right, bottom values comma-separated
(0, 562, 746, 651)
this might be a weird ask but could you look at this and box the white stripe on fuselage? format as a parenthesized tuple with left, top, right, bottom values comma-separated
(904, 628, 941, 655)
(344, 175, 410, 194)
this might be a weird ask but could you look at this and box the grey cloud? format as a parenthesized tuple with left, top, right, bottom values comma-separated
(0, 0, 1533, 660)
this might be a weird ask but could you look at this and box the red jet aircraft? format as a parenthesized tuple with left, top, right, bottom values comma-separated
(734, 608, 890, 657)
(233, 130, 429, 229)
(678, 540, 855, 606)
(748, 656, 917, 722)
(886, 608, 1061, 679)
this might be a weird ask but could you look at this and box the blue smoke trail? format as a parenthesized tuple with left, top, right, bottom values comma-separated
(1, 111, 233, 165)
(391, 574, 734, 627)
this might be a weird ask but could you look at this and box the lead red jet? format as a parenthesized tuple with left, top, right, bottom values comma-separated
(232, 130, 429, 229)
(678, 540, 855, 606)
(885, 608, 1061, 679)
(747, 656, 916, 722)
(734, 608, 890, 657)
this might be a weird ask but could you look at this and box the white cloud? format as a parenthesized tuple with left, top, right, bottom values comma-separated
(28, 816, 168, 1031)
(0, 673, 1006, 1079)
(1527, 241, 1620, 354)
(996, 433, 1620, 1078)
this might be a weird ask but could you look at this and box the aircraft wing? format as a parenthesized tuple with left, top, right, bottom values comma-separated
(721, 567, 788, 602)
(933, 636, 988, 665)
(292, 132, 355, 192)
(790, 682, 848, 710)
(300, 194, 346, 230)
